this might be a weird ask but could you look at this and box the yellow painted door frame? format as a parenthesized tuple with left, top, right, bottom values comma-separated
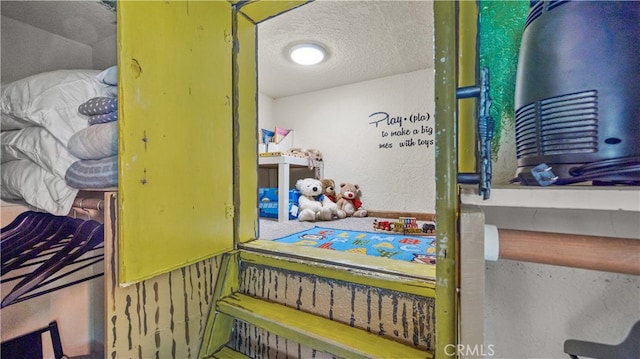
(233, 1, 310, 245)
(435, 1, 478, 357)
(434, 1, 459, 356)
(232, 1, 470, 358)
(112, 1, 477, 355)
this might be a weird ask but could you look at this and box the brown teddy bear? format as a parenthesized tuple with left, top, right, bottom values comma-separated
(321, 179, 338, 203)
(336, 183, 367, 218)
(321, 178, 340, 219)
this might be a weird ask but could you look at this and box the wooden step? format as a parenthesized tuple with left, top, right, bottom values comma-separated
(217, 293, 433, 359)
(212, 346, 250, 359)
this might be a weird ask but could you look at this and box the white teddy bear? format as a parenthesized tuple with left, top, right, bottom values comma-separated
(296, 178, 333, 222)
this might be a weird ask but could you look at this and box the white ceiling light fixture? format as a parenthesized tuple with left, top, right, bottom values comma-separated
(289, 43, 327, 65)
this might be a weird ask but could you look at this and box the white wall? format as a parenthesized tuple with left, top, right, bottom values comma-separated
(482, 206, 640, 359)
(486, 261, 639, 359)
(0, 15, 108, 357)
(258, 92, 276, 136)
(92, 33, 117, 71)
(266, 69, 436, 214)
(1, 273, 104, 357)
(1, 16, 93, 84)
(492, 124, 518, 185)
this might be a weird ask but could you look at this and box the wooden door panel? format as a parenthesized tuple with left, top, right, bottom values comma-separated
(118, 1, 233, 284)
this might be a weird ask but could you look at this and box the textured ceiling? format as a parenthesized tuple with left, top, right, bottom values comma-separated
(258, 0, 434, 98)
(1, 1, 116, 46)
(1, 1, 433, 99)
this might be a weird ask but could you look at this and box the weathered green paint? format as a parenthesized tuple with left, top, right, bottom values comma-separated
(212, 346, 250, 359)
(232, 1, 312, 246)
(434, 1, 458, 357)
(218, 293, 433, 359)
(199, 252, 240, 359)
(237, 1, 309, 24)
(479, 0, 529, 157)
(237, 261, 435, 352)
(106, 192, 222, 358)
(201, 1, 463, 356)
(234, 3, 259, 244)
(118, 1, 234, 284)
(240, 241, 436, 297)
(458, 1, 479, 173)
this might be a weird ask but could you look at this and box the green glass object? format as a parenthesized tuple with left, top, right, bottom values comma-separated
(479, 1, 529, 157)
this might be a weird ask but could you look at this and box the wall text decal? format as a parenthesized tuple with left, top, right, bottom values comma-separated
(368, 111, 434, 150)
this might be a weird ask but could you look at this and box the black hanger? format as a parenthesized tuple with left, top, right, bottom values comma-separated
(0, 211, 39, 237)
(1, 214, 65, 263)
(1, 212, 49, 243)
(1, 217, 84, 274)
(1, 220, 104, 308)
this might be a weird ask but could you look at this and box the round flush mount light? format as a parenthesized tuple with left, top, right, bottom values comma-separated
(288, 43, 327, 65)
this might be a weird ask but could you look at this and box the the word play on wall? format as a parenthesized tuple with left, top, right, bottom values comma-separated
(368, 111, 434, 150)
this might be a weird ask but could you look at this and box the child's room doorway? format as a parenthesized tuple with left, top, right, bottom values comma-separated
(255, 1, 437, 267)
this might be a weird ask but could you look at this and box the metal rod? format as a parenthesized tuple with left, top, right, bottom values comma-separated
(458, 172, 481, 184)
(434, 0, 458, 356)
(456, 86, 481, 99)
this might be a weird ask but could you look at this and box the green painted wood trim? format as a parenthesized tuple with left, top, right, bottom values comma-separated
(234, 5, 260, 245)
(199, 252, 241, 359)
(241, 240, 435, 297)
(232, 0, 312, 245)
(218, 293, 433, 359)
(212, 346, 250, 359)
(458, 1, 479, 173)
(200, 313, 237, 359)
(434, 1, 459, 357)
(237, 1, 310, 24)
(117, 1, 234, 284)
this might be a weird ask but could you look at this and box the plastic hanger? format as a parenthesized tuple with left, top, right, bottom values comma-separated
(1, 220, 103, 308)
(1, 217, 84, 274)
(1, 212, 49, 243)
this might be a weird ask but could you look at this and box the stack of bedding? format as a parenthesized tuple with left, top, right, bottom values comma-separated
(66, 69, 118, 190)
(1, 67, 118, 215)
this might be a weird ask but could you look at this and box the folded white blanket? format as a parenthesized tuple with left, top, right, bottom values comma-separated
(0, 69, 115, 215)
(1, 69, 112, 145)
(1, 160, 78, 215)
(1, 127, 78, 178)
(68, 121, 117, 160)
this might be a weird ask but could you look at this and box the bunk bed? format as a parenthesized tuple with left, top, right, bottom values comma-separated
(0, 67, 118, 307)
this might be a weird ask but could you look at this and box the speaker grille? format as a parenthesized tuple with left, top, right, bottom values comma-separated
(524, 0, 570, 29)
(516, 90, 599, 159)
(524, 2, 544, 28)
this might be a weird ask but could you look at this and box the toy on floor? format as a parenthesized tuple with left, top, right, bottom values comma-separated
(336, 182, 367, 218)
(285, 148, 324, 178)
(320, 179, 338, 203)
(320, 178, 341, 219)
(296, 178, 333, 222)
(373, 217, 436, 235)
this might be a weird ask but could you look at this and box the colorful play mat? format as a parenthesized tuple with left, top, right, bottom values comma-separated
(273, 226, 436, 265)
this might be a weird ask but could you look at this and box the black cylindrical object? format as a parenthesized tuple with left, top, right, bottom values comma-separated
(513, 1, 640, 185)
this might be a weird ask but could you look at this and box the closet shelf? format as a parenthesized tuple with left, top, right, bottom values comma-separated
(461, 185, 640, 212)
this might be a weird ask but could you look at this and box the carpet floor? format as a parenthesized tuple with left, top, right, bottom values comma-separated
(259, 216, 385, 241)
(259, 216, 437, 265)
